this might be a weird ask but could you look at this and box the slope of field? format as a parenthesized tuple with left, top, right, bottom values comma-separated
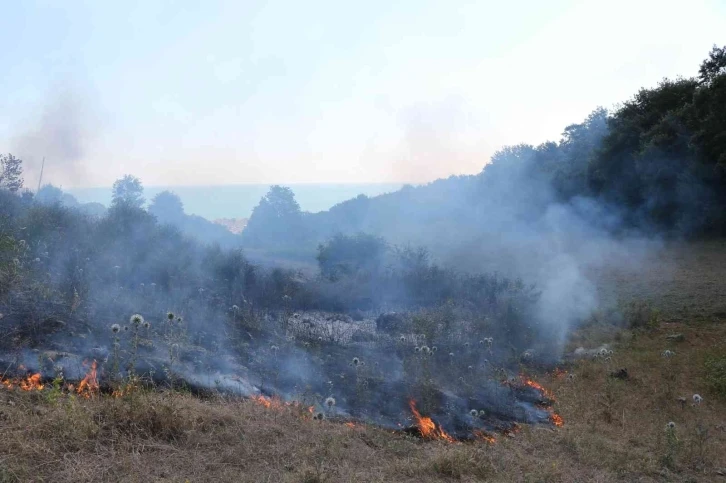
(1, 243, 725, 482)
(591, 240, 726, 324)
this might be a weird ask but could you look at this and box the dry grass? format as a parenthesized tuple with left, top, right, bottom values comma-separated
(591, 239, 726, 324)
(2, 241, 726, 482)
(0, 322, 724, 482)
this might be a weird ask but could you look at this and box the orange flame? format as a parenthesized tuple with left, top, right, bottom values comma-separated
(409, 399, 455, 443)
(520, 376, 565, 426)
(549, 409, 564, 427)
(473, 430, 497, 444)
(76, 360, 99, 398)
(521, 376, 555, 401)
(1, 373, 45, 391)
(251, 394, 287, 410)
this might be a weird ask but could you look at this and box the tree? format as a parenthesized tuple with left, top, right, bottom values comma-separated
(149, 191, 185, 222)
(242, 185, 305, 246)
(0, 154, 23, 192)
(699, 45, 726, 85)
(317, 233, 387, 281)
(36, 184, 64, 204)
(111, 175, 145, 209)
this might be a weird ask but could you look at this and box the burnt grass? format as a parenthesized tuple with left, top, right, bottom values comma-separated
(1, 242, 726, 482)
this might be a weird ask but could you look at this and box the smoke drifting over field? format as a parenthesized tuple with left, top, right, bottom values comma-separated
(11, 85, 94, 187)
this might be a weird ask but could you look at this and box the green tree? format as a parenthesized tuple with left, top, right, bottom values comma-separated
(317, 233, 387, 281)
(698, 44, 726, 85)
(111, 175, 145, 209)
(0, 154, 24, 192)
(242, 185, 304, 247)
(149, 191, 185, 222)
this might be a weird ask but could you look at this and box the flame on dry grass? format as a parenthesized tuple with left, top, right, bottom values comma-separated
(472, 430, 497, 444)
(519, 376, 565, 427)
(250, 394, 316, 418)
(76, 360, 99, 398)
(521, 376, 555, 400)
(549, 409, 564, 427)
(408, 399, 455, 443)
(1, 373, 44, 391)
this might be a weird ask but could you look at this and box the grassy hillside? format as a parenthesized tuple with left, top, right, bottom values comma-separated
(1, 243, 725, 482)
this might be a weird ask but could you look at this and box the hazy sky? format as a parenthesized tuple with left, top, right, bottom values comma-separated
(1, 0, 724, 188)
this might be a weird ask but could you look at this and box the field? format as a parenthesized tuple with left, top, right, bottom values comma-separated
(1, 242, 725, 482)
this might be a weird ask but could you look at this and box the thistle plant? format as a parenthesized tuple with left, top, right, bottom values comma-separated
(662, 422, 680, 469)
(110, 323, 122, 383)
(128, 314, 144, 376)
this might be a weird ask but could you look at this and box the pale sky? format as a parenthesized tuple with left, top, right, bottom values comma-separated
(1, 0, 724, 188)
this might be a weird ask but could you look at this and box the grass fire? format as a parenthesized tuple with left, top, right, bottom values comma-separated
(1, 13, 726, 481)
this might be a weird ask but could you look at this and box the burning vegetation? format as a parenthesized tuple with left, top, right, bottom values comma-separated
(0, 167, 569, 444)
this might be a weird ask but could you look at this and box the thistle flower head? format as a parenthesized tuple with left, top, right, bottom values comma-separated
(130, 314, 144, 326)
(352, 357, 360, 366)
(325, 397, 336, 408)
(469, 409, 478, 417)
(666, 421, 676, 430)
(414, 346, 421, 352)
(479, 410, 486, 417)
(399, 336, 405, 342)
(111, 324, 121, 333)
(270, 345, 279, 353)
(143, 321, 151, 329)
(449, 352, 455, 357)
(176, 316, 183, 323)
(693, 394, 703, 404)
(431, 346, 437, 352)
(421, 345, 430, 354)
(167, 312, 175, 320)
(314, 412, 325, 420)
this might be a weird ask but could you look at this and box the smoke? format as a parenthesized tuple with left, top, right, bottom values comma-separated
(11, 85, 94, 189)
(390, 98, 491, 183)
(0, 102, 662, 440)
